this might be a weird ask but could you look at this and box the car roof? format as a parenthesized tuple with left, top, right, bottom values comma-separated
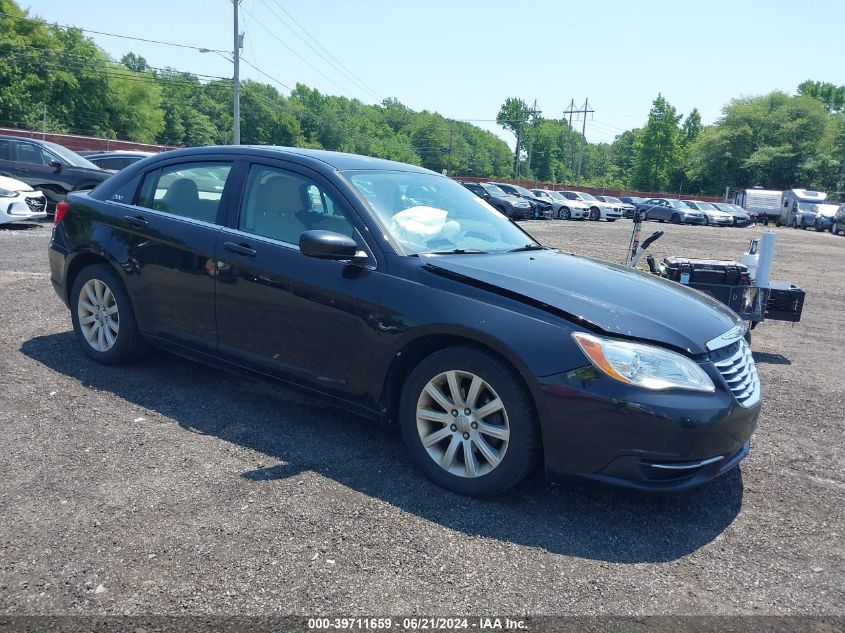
(157, 145, 438, 174)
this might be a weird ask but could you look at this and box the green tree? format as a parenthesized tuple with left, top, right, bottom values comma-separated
(797, 80, 845, 113)
(631, 95, 683, 191)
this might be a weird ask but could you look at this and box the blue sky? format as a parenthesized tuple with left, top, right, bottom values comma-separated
(24, 0, 845, 146)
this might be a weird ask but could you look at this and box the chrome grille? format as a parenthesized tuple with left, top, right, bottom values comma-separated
(712, 339, 760, 407)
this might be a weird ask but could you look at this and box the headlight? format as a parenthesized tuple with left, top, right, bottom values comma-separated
(0, 188, 17, 198)
(572, 332, 715, 392)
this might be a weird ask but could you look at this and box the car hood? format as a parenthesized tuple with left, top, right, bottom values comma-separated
(494, 194, 530, 206)
(0, 175, 33, 192)
(421, 249, 741, 355)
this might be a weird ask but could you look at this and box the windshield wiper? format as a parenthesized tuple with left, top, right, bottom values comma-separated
(506, 243, 546, 252)
(423, 248, 488, 255)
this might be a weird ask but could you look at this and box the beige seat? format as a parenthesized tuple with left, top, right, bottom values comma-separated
(250, 175, 308, 244)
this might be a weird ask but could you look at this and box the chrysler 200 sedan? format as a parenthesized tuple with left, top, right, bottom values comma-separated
(49, 146, 760, 496)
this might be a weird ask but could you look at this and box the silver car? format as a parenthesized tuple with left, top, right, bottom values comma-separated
(682, 200, 735, 226)
(639, 198, 707, 224)
(530, 189, 590, 220)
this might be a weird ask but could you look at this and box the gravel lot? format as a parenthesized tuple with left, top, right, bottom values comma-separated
(0, 217, 842, 616)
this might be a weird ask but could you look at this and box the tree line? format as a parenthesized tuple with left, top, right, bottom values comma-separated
(1, 0, 843, 195)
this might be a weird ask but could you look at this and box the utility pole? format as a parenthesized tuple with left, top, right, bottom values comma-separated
(446, 123, 453, 175)
(526, 99, 540, 176)
(41, 104, 47, 139)
(567, 98, 594, 185)
(564, 99, 576, 179)
(232, 0, 243, 144)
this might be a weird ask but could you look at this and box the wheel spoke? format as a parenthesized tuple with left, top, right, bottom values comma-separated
(103, 324, 115, 347)
(475, 398, 504, 420)
(417, 407, 450, 424)
(79, 299, 96, 314)
(465, 375, 483, 410)
(84, 322, 98, 342)
(446, 371, 463, 407)
(441, 436, 460, 469)
(106, 304, 119, 316)
(83, 283, 98, 306)
(425, 382, 454, 412)
(102, 285, 113, 306)
(477, 421, 509, 441)
(474, 436, 501, 468)
(421, 426, 453, 448)
(106, 317, 119, 334)
(96, 324, 106, 351)
(80, 315, 96, 326)
(93, 280, 105, 304)
(463, 440, 479, 477)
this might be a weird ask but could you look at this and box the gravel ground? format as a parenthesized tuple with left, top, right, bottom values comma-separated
(0, 217, 842, 616)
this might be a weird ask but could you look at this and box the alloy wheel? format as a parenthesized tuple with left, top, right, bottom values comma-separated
(561, 207, 570, 220)
(77, 278, 119, 352)
(590, 208, 600, 221)
(415, 370, 510, 478)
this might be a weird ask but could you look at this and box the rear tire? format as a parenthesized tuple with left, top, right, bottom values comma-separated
(671, 213, 681, 224)
(70, 263, 148, 365)
(399, 346, 540, 496)
(559, 207, 571, 220)
(833, 220, 840, 235)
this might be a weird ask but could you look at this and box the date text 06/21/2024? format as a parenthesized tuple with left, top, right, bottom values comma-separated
(306, 617, 528, 630)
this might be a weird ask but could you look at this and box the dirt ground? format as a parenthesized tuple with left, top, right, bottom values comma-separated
(0, 217, 842, 616)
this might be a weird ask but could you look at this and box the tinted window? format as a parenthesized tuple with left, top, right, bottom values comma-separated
(239, 164, 355, 246)
(15, 142, 55, 165)
(94, 157, 136, 170)
(139, 162, 232, 223)
(0, 140, 10, 161)
(562, 192, 577, 200)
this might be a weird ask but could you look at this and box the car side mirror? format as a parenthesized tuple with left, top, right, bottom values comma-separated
(300, 230, 366, 263)
(49, 160, 63, 172)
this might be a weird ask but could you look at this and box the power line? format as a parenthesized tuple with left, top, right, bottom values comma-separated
(0, 10, 228, 53)
(257, 0, 381, 102)
(239, 55, 294, 92)
(268, 0, 382, 101)
(240, 3, 367, 102)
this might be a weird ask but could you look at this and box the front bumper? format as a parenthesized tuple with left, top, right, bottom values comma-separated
(814, 216, 834, 229)
(1, 193, 48, 223)
(536, 363, 759, 491)
(683, 215, 707, 224)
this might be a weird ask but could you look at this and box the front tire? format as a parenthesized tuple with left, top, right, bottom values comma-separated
(589, 207, 601, 221)
(559, 207, 571, 220)
(399, 347, 540, 496)
(833, 220, 840, 235)
(70, 263, 148, 364)
(671, 213, 681, 224)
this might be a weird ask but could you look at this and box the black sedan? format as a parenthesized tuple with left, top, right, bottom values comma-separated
(49, 146, 760, 495)
(488, 182, 554, 219)
(78, 150, 155, 171)
(461, 181, 532, 220)
(0, 135, 113, 214)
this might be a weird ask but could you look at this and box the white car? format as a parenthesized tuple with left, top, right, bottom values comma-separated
(530, 189, 590, 220)
(682, 200, 735, 226)
(0, 175, 48, 224)
(559, 191, 621, 221)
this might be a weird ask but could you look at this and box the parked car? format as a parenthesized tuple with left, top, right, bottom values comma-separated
(49, 146, 760, 496)
(529, 189, 590, 220)
(559, 191, 621, 221)
(488, 182, 553, 219)
(0, 135, 113, 214)
(831, 204, 845, 235)
(78, 150, 155, 171)
(595, 195, 635, 218)
(806, 204, 838, 231)
(681, 200, 735, 226)
(0, 174, 48, 224)
(637, 198, 706, 224)
(712, 203, 754, 227)
(461, 182, 532, 219)
(619, 196, 646, 209)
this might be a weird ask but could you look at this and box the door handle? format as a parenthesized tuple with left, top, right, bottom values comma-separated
(123, 215, 149, 228)
(223, 241, 257, 257)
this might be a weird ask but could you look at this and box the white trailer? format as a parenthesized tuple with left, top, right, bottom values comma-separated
(733, 188, 782, 224)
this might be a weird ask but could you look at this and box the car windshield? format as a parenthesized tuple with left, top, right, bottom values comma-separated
(669, 200, 692, 209)
(729, 205, 746, 213)
(576, 192, 598, 202)
(510, 184, 534, 197)
(797, 202, 817, 212)
(343, 170, 539, 255)
(482, 184, 506, 196)
(548, 191, 565, 200)
(43, 141, 100, 169)
(693, 202, 718, 210)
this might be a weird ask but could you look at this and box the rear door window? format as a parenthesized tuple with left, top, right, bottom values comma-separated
(137, 162, 233, 224)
